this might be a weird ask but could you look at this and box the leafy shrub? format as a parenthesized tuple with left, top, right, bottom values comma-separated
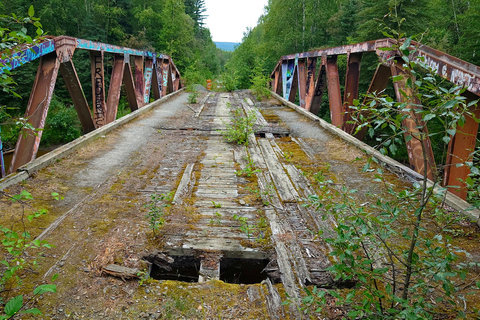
(222, 105, 257, 145)
(42, 98, 81, 146)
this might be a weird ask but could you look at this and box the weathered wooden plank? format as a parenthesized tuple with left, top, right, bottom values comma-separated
(173, 163, 194, 204)
(263, 279, 286, 319)
(258, 139, 299, 202)
(102, 265, 139, 279)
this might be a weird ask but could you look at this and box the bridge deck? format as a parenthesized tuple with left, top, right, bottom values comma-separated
(1, 91, 479, 318)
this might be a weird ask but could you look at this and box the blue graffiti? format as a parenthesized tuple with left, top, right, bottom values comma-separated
(0, 40, 55, 74)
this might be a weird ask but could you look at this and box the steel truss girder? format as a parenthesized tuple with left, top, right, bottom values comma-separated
(271, 38, 480, 200)
(3, 36, 181, 176)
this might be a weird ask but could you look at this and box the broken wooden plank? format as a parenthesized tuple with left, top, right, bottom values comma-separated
(102, 265, 139, 279)
(173, 163, 195, 204)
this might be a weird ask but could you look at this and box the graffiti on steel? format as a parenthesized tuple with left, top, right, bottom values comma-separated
(163, 67, 168, 87)
(76, 39, 158, 58)
(284, 59, 296, 101)
(144, 67, 153, 104)
(0, 40, 55, 73)
(93, 55, 105, 126)
(417, 53, 479, 94)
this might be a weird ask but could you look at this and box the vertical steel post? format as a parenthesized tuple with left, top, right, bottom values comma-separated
(304, 57, 317, 112)
(443, 93, 480, 199)
(326, 56, 343, 127)
(391, 62, 436, 180)
(298, 58, 307, 108)
(309, 58, 327, 116)
(143, 58, 154, 105)
(123, 57, 139, 112)
(282, 61, 288, 100)
(288, 62, 299, 104)
(172, 64, 180, 92)
(9, 53, 60, 173)
(167, 61, 174, 94)
(162, 59, 169, 96)
(273, 65, 282, 95)
(151, 58, 162, 100)
(90, 51, 106, 128)
(106, 54, 125, 123)
(343, 53, 362, 134)
(134, 56, 144, 107)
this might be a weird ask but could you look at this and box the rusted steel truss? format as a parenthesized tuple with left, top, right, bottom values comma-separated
(0, 36, 182, 176)
(271, 39, 480, 199)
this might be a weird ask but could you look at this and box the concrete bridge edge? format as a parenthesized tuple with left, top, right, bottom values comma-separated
(270, 91, 480, 225)
(0, 88, 185, 191)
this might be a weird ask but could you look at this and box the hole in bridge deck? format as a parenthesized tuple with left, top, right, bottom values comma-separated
(255, 132, 290, 138)
(220, 258, 270, 284)
(146, 253, 275, 284)
(149, 256, 200, 283)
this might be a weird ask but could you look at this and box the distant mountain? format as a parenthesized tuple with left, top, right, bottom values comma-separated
(214, 42, 239, 52)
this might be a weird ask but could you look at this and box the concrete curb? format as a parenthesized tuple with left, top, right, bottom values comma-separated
(0, 89, 185, 191)
(270, 91, 480, 223)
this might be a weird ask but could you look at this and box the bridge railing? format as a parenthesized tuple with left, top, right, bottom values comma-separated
(0, 36, 182, 176)
(271, 39, 480, 200)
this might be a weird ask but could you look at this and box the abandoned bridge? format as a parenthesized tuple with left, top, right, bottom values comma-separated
(0, 36, 479, 318)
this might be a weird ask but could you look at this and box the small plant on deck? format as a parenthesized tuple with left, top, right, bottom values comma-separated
(222, 106, 257, 146)
(144, 192, 173, 237)
(235, 155, 261, 177)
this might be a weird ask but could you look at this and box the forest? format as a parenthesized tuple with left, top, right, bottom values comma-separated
(1, 0, 479, 147)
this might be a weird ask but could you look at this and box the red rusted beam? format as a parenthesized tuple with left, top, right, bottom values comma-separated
(59, 60, 96, 133)
(55, 37, 95, 133)
(309, 59, 327, 115)
(143, 58, 154, 105)
(410, 41, 480, 96)
(326, 56, 343, 127)
(275, 40, 378, 69)
(134, 56, 144, 107)
(90, 51, 106, 128)
(124, 59, 139, 112)
(273, 64, 282, 95)
(298, 58, 307, 108)
(443, 93, 480, 199)
(172, 61, 180, 91)
(391, 61, 436, 180)
(166, 60, 174, 94)
(9, 53, 60, 173)
(151, 59, 162, 100)
(105, 54, 125, 123)
(304, 57, 317, 112)
(343, 53, 363, 134)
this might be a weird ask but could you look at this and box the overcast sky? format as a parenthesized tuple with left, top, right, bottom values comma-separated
(204, 0, 269, 43)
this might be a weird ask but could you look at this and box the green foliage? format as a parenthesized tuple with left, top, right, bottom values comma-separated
(41, 98, 82, 146)
(186, 84, 199, 104)
(222, 106, 257, 146)
(0, 190, 58, 318)
(235, 155, 261, 177)
(211, 201, 221, 208)
(295, 23, 480, 318)
(232, 215, 253, 239)
(143, 192, 173, 237)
